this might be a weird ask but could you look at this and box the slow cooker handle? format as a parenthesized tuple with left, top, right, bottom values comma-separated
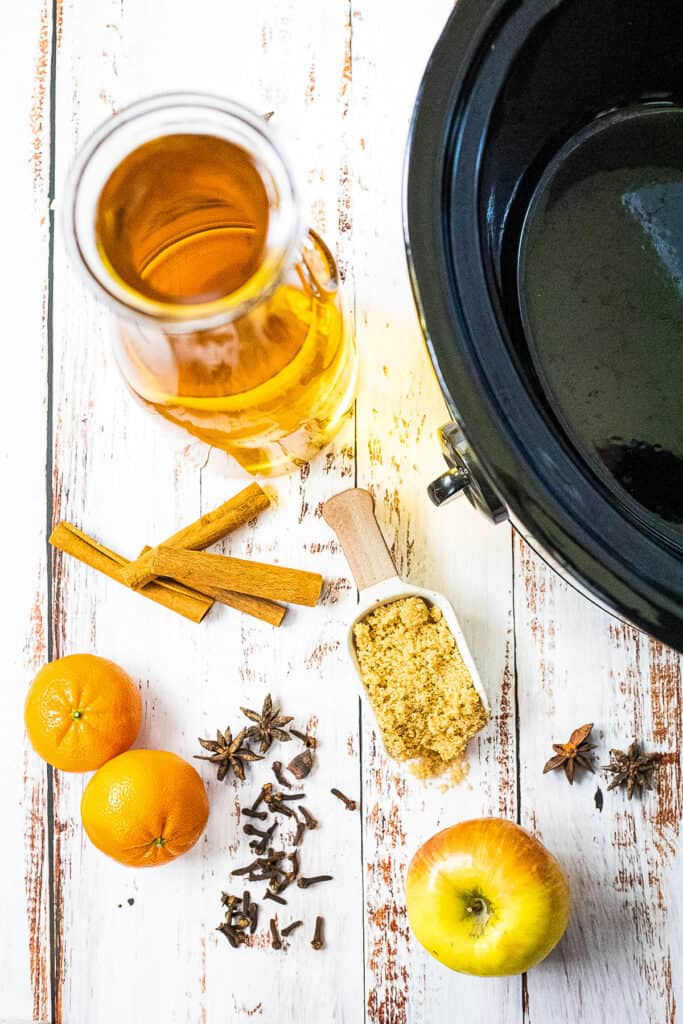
(428, 467, 471, 506)
(428, 422, 508, 523)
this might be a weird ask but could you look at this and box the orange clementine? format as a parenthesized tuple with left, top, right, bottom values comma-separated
(81, 749, 209, 867)
(25, 654, 142, 772)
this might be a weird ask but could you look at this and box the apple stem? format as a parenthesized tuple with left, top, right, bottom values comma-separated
(465, 895, 491, 936)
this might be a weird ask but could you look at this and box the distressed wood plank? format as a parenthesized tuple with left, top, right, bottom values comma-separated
(0, 2, 53, 1022)
(351, 2, 519, 1020)
(515, 537, 683, 1023)
(51, 1, 361, 1022)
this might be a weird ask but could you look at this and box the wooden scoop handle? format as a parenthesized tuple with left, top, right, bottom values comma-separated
(322, 488, 397, 592)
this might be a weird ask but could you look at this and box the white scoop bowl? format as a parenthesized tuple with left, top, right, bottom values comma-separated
(322, 488, 490, 722)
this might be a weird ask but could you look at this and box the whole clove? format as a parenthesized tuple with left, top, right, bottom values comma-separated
(263, 784, 304, 805)
(331, 788, 357, 811)
(281, 920, 304, 937)
(311, 916, 325, 950)
(243, 823, 270, 839)
(232, 859, 261, 877)
(248, 870, 281, 882)
(218, 701, 336, 956)
(264, 890, 287, 906)
(273, 854, 297, 893)
(257, 865, 282, 878)
(297, 874, 333, 889)
(221, 892, 240, 914)
(269, 918, 283, 950)
(249, 785, 267, 812)
(299, 806, 318, 830)
(286, 850, 300, 883)
(217, 922, 241, 948)
(269, 799, 297, 819)
(290, 728, 317, 749)
(245, 821, 277, 854)
(232, 849, 290, 884)
(242, 807, 268, 820)
(272, 761, 292, 789)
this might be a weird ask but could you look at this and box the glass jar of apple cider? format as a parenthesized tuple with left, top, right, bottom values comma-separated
(65, 94, 357, 475)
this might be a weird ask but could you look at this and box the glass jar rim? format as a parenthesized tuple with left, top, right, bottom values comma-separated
(63, 92, 304, 329)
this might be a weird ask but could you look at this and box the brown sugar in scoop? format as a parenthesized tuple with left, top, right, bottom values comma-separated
(353, 596, 489, 778)
(323, 489, 489, 780)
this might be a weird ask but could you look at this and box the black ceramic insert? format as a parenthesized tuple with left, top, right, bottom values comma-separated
(519, 106, 683, 535)
(405, 0, 683, 648)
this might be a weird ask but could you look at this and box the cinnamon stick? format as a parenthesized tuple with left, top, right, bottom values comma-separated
(136, 543, 286, 627)
(121, 483, 270, 589)
(201, 586, 286, 628)
(49, 523, 213, 624)
(150, 547, 323, 607)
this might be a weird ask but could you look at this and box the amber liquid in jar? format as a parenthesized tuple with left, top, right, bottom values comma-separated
(95, 133, 355, 474)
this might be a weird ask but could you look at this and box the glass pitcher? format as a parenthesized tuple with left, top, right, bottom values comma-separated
(64, 93, 357, 475)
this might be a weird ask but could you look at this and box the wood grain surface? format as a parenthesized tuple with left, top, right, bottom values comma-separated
(2, 2, 681, 1023)
(1, 2, 52, 1021)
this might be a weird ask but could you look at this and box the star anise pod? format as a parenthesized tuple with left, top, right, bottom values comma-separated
(543, 722, 596, 784)
(241, 694, 293, 753)
(195, 726, 263, 782)
(603, 741, 660, 799)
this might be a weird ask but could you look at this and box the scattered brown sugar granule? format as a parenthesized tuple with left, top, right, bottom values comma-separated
(438, 753, 471, 791)
(353, 597, 489, 779)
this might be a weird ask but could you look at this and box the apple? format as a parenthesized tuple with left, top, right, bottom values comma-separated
(405, 818, 570, 976)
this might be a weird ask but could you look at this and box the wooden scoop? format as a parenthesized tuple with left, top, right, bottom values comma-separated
(322, 487, 489, 715)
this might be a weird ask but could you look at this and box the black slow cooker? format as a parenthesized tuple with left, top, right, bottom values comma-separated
(405, 0, 683, 650)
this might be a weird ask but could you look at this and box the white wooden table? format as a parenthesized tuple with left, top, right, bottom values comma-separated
(3, 2, 682, 1021)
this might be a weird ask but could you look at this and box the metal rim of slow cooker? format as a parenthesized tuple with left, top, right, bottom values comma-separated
(404, 0, 683, 649)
